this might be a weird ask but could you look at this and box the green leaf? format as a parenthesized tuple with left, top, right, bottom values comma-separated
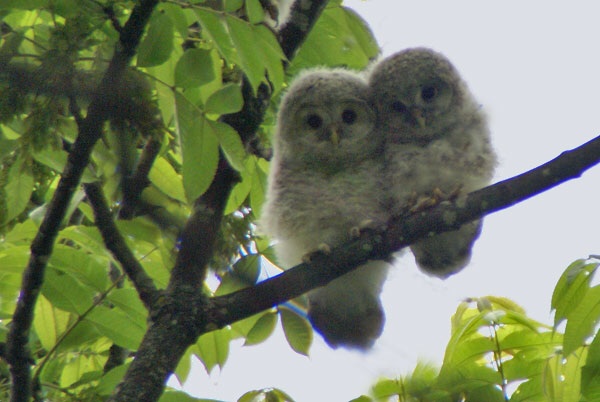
(223, 0, 244, 13)
(563, 286, 600, 355)
(210, 120, 246, 172)
(244, 311, 277, 346)
(49, 244, 109, 292)
(551, 259, 598, 326)
(0, 245, 29, 274)
(159, 390, 222, 402)
(4, 154, 33, 223)
(279, 307, 312, 356)
(289, 5, 379, 74)
(42, 268, 94, 315)
(194, 9, 239, 65)
(205, 83, 243, 115)
(149, 157, 187, 203)
(86, 305, 145, 350)
(33, 295, 70, 350)
(250, 157, 269, 216)
(233, 254, 261, 284)
(174, 92, 220, 202)
(226, 16, 264, 91)
(106, 289, 147, 328)
(97, 364, 129, 396)
(245, 0, 265, 24)
(175, 48, 216, 88)
(137, 11, 174, 67)
(581, 330, 600, 400)
(195, 327, 231, 373)
(254, 25, 285, 93)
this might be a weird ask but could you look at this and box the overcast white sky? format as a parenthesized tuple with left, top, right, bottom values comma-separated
(177, 1, 600, 400)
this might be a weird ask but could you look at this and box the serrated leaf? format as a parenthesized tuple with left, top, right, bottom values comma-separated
(86, 305, 145, 350)
(42, 268, 94, 315)
(0, 245, 30, 274)
(245, 0, 265, 24)
(250, 157, 268, 216)
(33, 295, 70, 350)
(4, 154, 33, 222)
(195, 328, 231, 373)
(581, 330, 600, 400)
(137, 11, 174, 67)
(223, 0, 244, 13)
(280, 307, 312, 356)
(210, 120, 246, 172)
(254, 25, 285, 92)
(149, 157, 187, 203)
(205, 83, 243, 115)
(194, 9, 239, 65)
(233, 254, 261, 284)
(244, 311, 277, 346)
(97, 364, 129, 396)
(226, 16, 264, 91)
(563, 286, 600, 355)
(552, 260, 598, 326)
(174, 92, 219, 202)
(175, 48, 216, 88)
(107, 289, 147, 328)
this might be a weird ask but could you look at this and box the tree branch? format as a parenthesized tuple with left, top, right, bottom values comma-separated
(206, 134, 600, 328)
(84, 182, 159, 309)
(6, 1, 159, 401)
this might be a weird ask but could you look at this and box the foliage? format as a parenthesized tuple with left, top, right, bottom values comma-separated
(0, 0, 378, 400)
(362, 258, 600, 402)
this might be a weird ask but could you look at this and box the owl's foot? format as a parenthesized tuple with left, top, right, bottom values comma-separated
(350, 219, 377, 238)
(409, 186, 464, 213)
(302, 243, 332, 263)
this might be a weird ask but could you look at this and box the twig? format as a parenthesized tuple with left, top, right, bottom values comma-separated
(84, 182, 159, 309)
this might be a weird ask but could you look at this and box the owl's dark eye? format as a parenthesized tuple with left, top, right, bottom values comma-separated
(391, 101, 407, 113)
(306, 114, 323, 129)
(421, 86, 438, 102)
(341, 109, 357, 124)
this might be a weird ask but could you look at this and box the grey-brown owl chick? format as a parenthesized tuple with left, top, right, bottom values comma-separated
(260, 69, 390, 349)
(369, 48, 497, 278)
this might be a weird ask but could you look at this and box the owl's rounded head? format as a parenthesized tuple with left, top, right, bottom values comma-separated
(275, 69, 379, 169)
(369, 47, 473, 145)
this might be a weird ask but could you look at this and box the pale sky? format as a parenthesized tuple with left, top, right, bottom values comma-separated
(176, 1, 600, 400)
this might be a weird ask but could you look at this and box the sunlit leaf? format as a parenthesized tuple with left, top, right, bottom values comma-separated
(33, 295, 70, 350)
(137, 11, 174, 67)
(244, 311, 277, 346)
(175, 48, 216, 88)
(4, 154, 33, 222)
(245, 0, 265, 24)
(174, 92, 219, 202)
(195, 328, 231, 373)
(86, 305, 145, 350)
(280, 307, 312, 356)
(205, 83, 243, 115)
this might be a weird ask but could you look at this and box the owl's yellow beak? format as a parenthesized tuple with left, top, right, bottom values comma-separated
(410, 109, 426, 128)
(329, 127, 340, 146)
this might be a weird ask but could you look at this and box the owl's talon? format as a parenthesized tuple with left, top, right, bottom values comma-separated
(302, 243, 332, 263)
(350, 219, 377, 238)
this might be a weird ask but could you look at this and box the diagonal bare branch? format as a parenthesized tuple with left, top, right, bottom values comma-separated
(206, 134, 600, 328)
(84, 182, 159, 309)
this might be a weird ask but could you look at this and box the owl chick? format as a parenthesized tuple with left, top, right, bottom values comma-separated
(369, 47, 497, 278)
(260, 69, 390, 349)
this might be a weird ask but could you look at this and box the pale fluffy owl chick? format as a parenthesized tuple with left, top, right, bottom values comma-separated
(369, 47, 497, 278)
(260, 69, 391, 349)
